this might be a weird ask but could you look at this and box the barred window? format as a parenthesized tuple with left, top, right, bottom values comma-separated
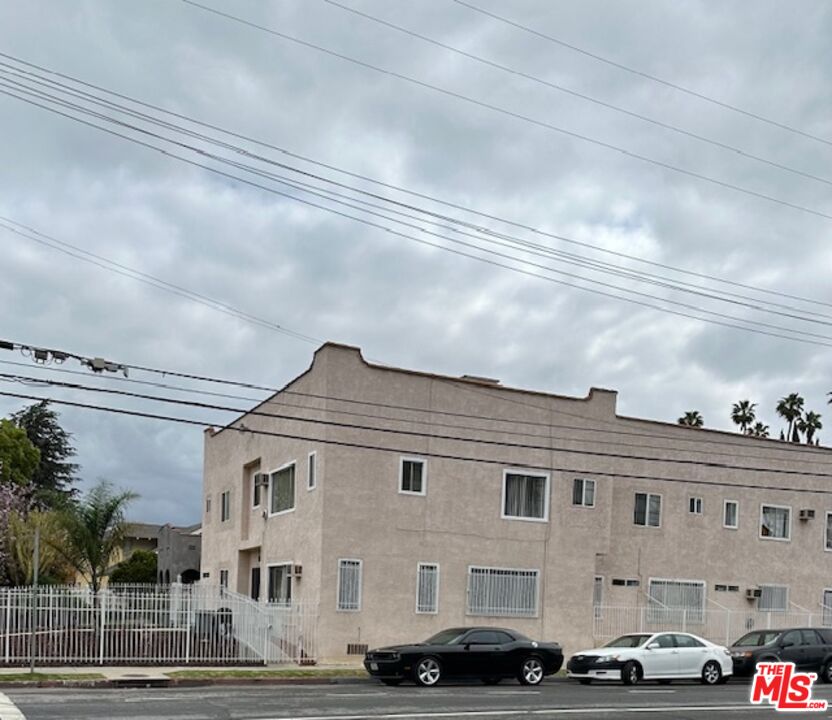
(647, 578, 705, 624)
(593, 576, 603, 619)
(270, 464, 296, 515)
(337, 559, 362, 611)
(503, 472, 549, 520)
(822, 590, 832, 626)
(416, 563, 439, 614)
(634, 493, 661, 527)
(467, 566, 539, 617)
(759, 584, 788, 612)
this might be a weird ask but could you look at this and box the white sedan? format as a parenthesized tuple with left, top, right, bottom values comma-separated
(567, 632, 733, 685)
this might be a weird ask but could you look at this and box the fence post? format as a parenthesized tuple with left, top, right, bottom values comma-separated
(3, 589, 10, 664)
(98, 592, 106, 665)
(184, 591, 191, 665)
(263, 620, 270, 666)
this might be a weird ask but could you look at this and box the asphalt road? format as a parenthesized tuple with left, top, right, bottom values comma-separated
(3, 677, 832, 719)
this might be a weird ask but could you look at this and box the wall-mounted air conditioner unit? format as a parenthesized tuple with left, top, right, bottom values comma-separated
(799, 509, 815, 521)
(293, 564, 303, 578)
(746, 588, 762, 600)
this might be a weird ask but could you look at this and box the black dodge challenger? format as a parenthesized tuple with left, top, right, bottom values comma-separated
(363, 627, 563, 686)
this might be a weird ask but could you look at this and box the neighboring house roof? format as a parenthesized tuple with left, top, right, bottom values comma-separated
(125, 522, 161, 540)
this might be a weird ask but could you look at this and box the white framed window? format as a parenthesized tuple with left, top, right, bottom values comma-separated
(337, 559, 362, 612)
(825, 512, 832, 551)
(416, 563, 439, 614)
(572, 478, 595, 508)
(220, 490, 230, 522)
(724, 500, 739, 529)
(269, 462, 296, 516)
(593, 576, 604, 619)
(307, 452, 317, 491)
(252, 471, 266, 508)
(219, 569, 229, 588)
(267, 563, 293, 604)
(822, 589, 832, 626)
(760, 504, 791, 541)
(759, 584, 788, 612)
(399, 457, 426, 495)
(634, 492, 661, 527)
(502, 470, 550, 522)
(466, 566, 539, 617)
(688, 497, 703, 515)
(647, 578, 705, 624)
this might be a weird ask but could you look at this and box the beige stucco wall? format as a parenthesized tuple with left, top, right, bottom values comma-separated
(202, 342, 832, 661)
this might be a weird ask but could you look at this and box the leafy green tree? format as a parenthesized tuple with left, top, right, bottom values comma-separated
(52, 481, 138, 593)
(11, 401, 79, 506)
(4, 510, 74, 585)
(677, 411, 704, 427)
(797, 411, 822, 445)
(109, 549, 157, 585)
(0, 418, 40, 486)
(746, 422, 770, 438)
(776, 393, 805, 442)
(730, 400, 756, 434)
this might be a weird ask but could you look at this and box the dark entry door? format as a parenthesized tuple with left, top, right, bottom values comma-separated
(250, 567, 261, 601)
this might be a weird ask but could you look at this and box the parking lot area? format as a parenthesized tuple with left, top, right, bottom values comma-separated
(5, 677, 832, 720)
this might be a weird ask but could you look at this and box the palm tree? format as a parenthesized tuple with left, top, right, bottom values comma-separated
(52, 481, 137, 593)
(776, 393, 805, 442)
(731, 400, 757, 434)
(746, 422, 770, 438)
(797, 411, 822, 445)
(678, 411, 704, 427)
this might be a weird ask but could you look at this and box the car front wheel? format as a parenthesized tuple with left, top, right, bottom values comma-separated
(821, 661, 832, 684)
(414, 656, 442, 687)
(518, 656, 545, 686)
(621, 661, 640, 686)
(701, 660, 722, 685)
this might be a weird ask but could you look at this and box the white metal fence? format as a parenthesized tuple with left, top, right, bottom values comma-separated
(594, 605, 832, 648)
(0, 584, 317, 666)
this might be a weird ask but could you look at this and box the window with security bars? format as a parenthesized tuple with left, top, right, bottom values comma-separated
(337, 559, 362, 611)
(634, 493, 661, 527)
(647, 579, 705, 624)
(503, 472, 549, 520)
(760, 504, 790, 540)
(593, 576, 603, 619)
(759, 584, 788, 612)
(822, 590, 832, 626)
(270, 464, 295, 515)
(573, 478, 595, 507)
(416, 563, 439, 614)
(467, 567, 539, 617)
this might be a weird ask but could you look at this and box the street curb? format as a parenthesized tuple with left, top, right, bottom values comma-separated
(0, 676, 372, 689)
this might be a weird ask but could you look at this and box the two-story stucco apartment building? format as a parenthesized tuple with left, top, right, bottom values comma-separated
(201, 343, 832, 660)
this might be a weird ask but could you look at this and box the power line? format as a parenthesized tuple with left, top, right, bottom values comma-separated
(324, 0, 832, 189)
(453, 0, 832, 150)
(2, 388, 831, 497)
(4, 83, 832, 349)
(1, 51, 829, 312)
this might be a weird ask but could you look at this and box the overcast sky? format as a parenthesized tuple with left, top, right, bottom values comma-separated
(1, 0, 831, 525)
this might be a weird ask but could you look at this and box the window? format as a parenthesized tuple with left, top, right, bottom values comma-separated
(268, 564, 292, 604)
(220, 490, 230, 522)
(825, 512, 832, 551)
(465, 630, 501, 645)
(502, 471, 549, 521)
(647, 579, 705, 624)
(573, 478, 595, 507)
(205, 495, 212, 514)
(612, 578, 640, 587)
(760, 504, 791, 540)
(634, 493, 661, 527)
(688, 497, 703, 515)
(593, 576, 603, 619)
(337, 559, 362, 611)
(416, 563, 439, 614)
(467, 566, 539, 617)
(219, 569, 229, 588)
(270, 463, 296, 515)
(308, 452, 317, 491)
(252, 471, 265, 508)
(724, 500, 739, 529)
(822, 590, 832, 626)
(673, 634, 705, 648)
(399, 457, 426, 495)
(759, 584, 788, 612)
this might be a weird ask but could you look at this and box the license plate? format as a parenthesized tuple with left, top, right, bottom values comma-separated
(370, 662, 378, 671)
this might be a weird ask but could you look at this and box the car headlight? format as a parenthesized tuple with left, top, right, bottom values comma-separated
(723, 648, 732, 656)
(731, 651, 752, 658)
(596, 654, 621, 663)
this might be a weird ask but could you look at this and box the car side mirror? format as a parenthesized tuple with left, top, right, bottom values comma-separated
(647, 642, 660, 650)
(463, 643, 471, 650)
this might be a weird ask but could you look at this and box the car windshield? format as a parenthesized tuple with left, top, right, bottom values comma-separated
(604, 634, 652, 648)
(733, 631, 781, 647)
(424, 629, 468, 645)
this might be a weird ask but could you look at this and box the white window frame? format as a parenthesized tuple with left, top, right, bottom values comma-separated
(415, 562, 440, 615)
(307, 451, 317, 491)
(723, 499, 739, 529)
(267, 561, 293, 605)
(825, 512, 832, 552)
(269, 460, 297, 517)
(336, 558, 363, 612)
(220, 490, 230, 523)
(593, 575, 604, 619)
(501, 469, 550, 523)
(399, 456, 427, 496)
(252, 470, 263, 508)
(219, 569, 229, 588)
(822, 589, 832, 626)
(758, 584, 789, 612)
(634, 492, 662, 528)
(688, 497, 703, 515)
(759, 503, 791, 542)
(572, 478, 596, 508)
(647, 577, 706, 624)
(466, 565, 540, 618)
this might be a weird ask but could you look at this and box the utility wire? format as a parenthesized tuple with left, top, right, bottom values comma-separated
(1, 50, 829, 310)
(453, 0, 832, 149)
(181, 0, 832, 223)
(324, 0, 832, 189)
(2, 388, 831, 497)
